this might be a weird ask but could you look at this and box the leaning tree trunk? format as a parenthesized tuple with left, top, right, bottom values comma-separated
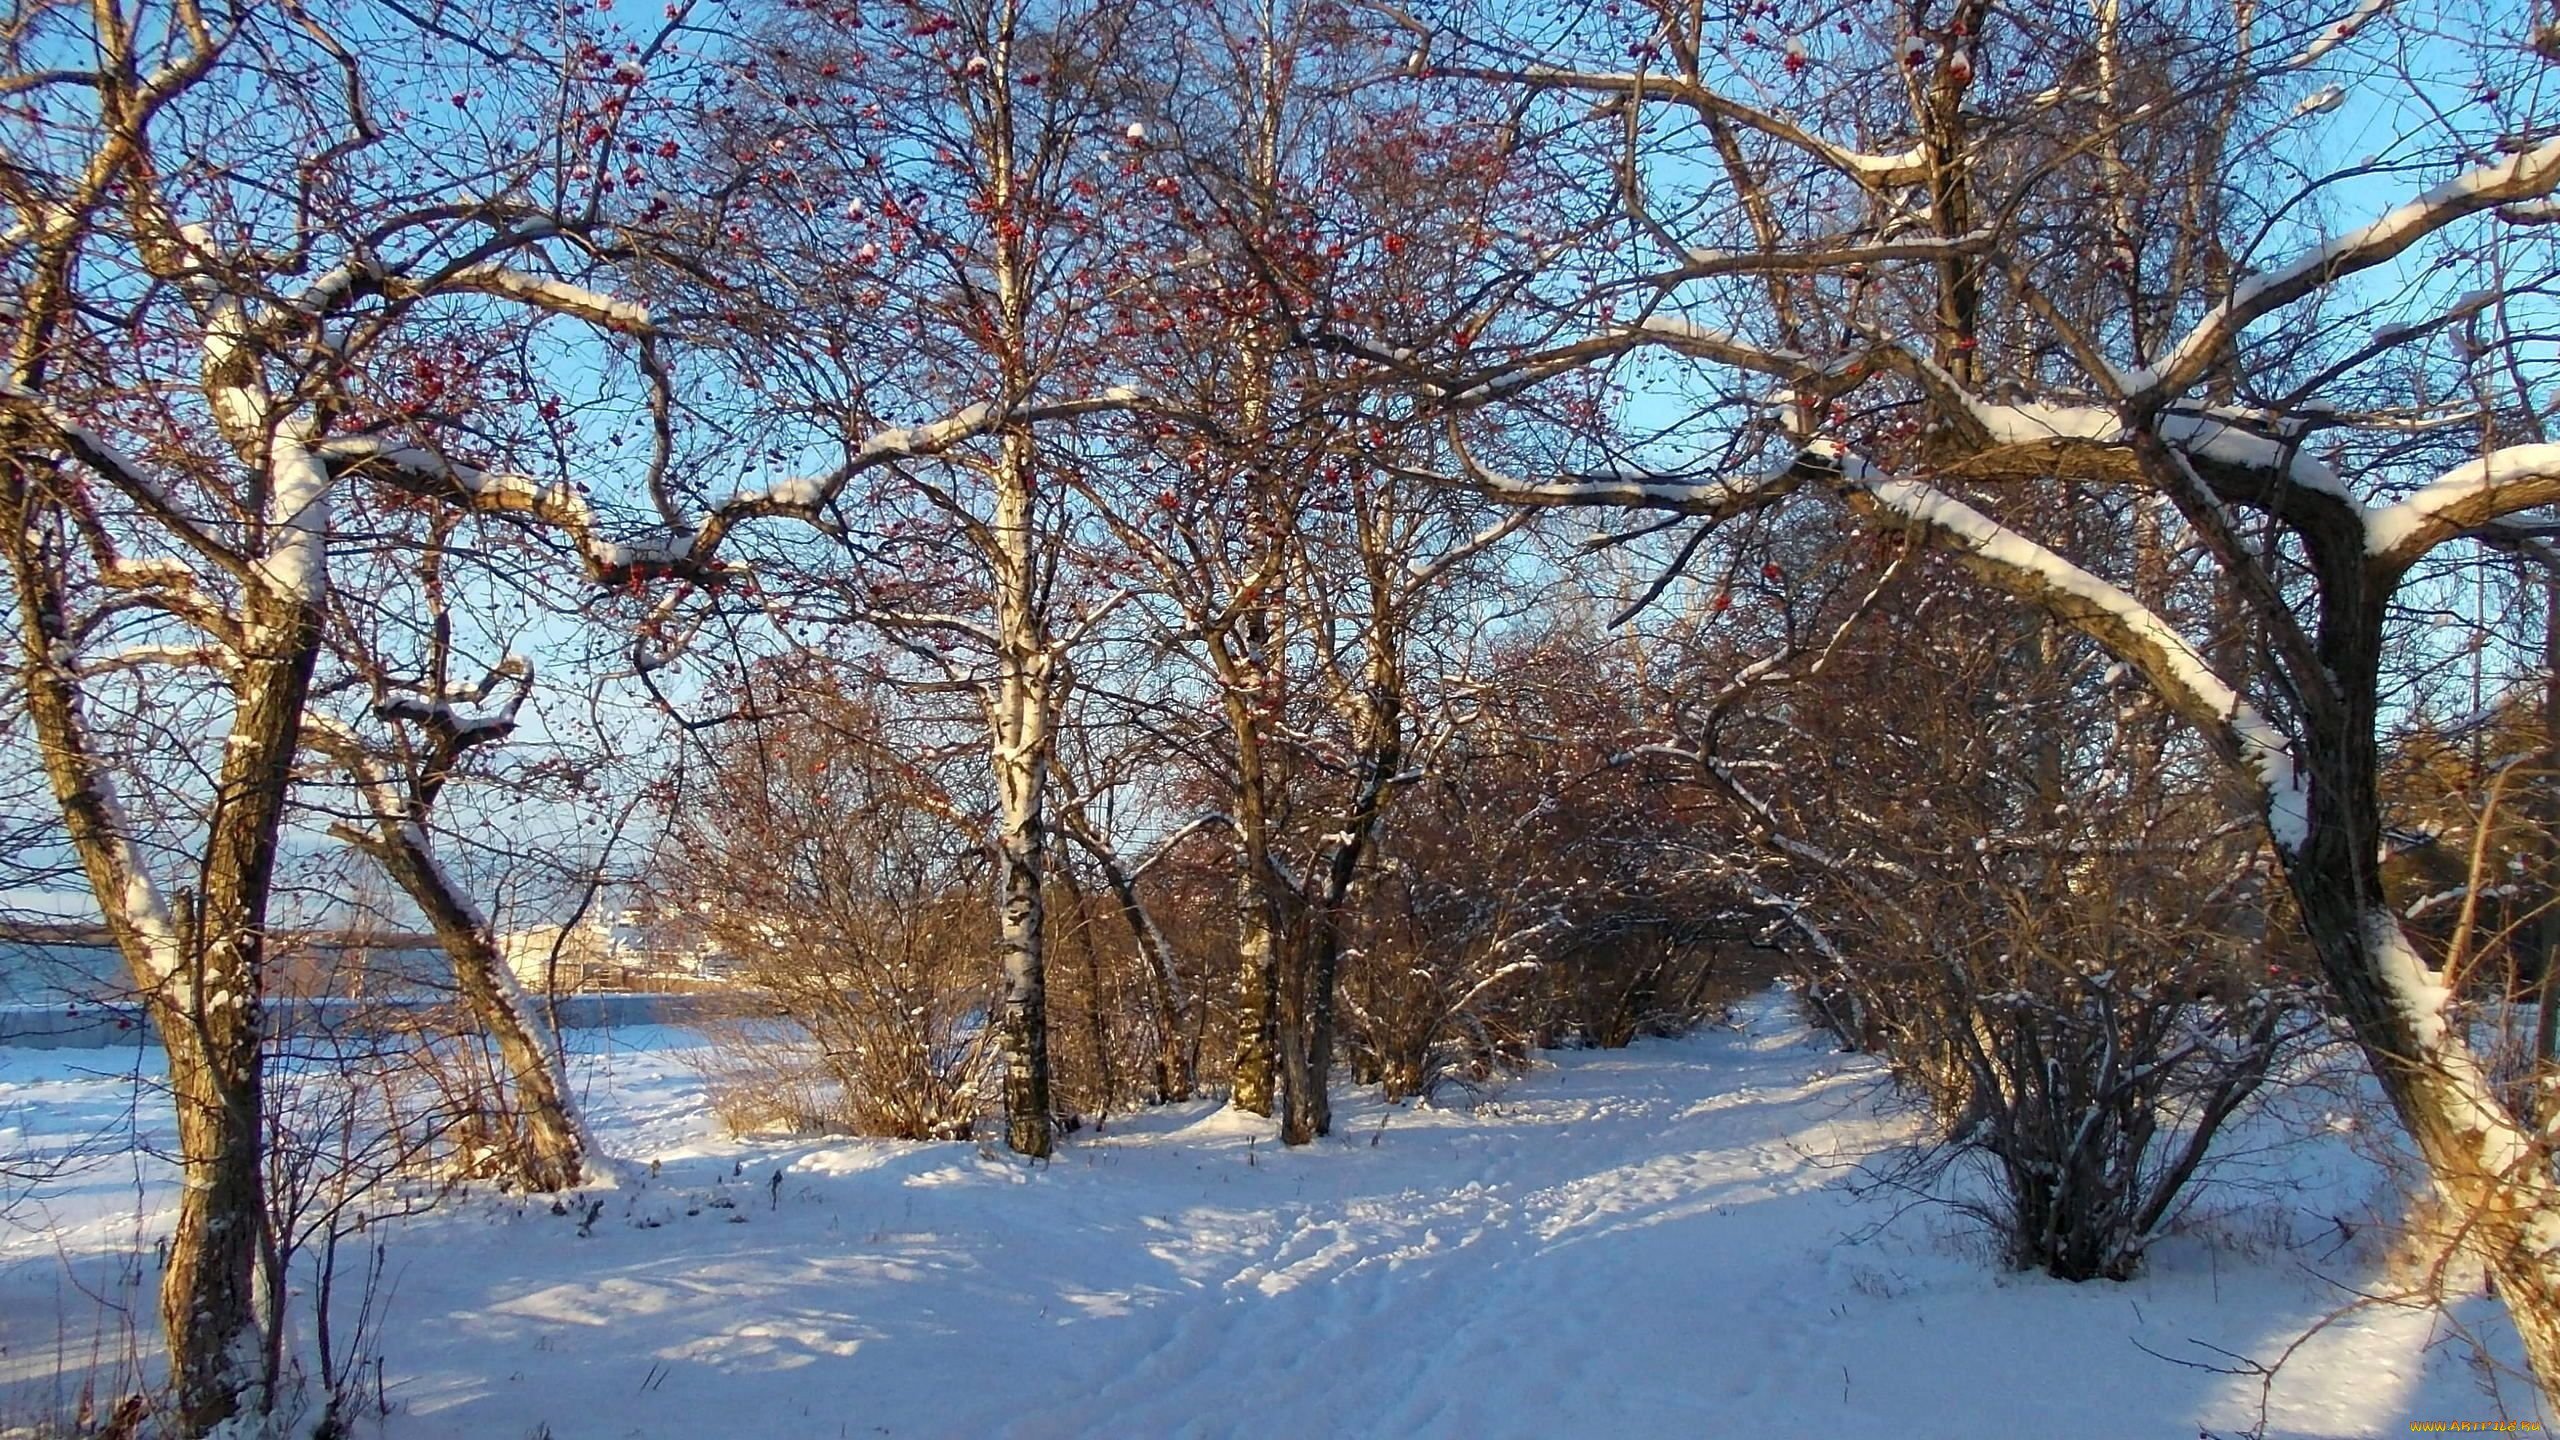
(370, 829, 584, 1190)
(2283, 601, 2560, 1400)
(2288, 822, 2560, 1392)
(1055, 864, 1120, 1115)
(1089, 842, 1192, 1102)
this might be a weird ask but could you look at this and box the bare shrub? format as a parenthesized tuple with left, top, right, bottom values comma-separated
(1042, 869, 1166, 1124)
(259, 1032, 426, 1438)
(1335, 620, 1745, 1099)
(1341, 888, 1541, 1104)
(660, 663, 995, 1141)
(691, 1019, 918, 1139)
(1716, 568, 2314, 1281)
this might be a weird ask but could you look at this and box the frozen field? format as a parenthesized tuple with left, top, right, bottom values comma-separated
(0, 992, 2537, 1438)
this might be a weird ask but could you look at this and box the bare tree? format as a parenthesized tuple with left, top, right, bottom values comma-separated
(299, 527, 589, 1192)
(1079, 1, 1542, 1139)
(654, 0, 1168, 1157)
(0, 1, 687, 1422)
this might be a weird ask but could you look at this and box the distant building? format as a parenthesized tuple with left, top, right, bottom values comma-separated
(498, 908, 736, 993)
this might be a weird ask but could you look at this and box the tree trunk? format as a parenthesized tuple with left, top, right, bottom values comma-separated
(1229, 697, 1282, 1118)
(1120, 877, 1192, 1103)
(979, 61, 1054, 1156)
(1231, 834, 1282, 1119)
(168, 593, 317, 1432)
(1283, 846, 1352, 1146)
(2535, 578, 2559, 1082)
(156, 999, 265, 1435)
(1063, 816, 1192, 1101)
(1280, 629, 1405, 1145)
(1297, 915, 1343, 1143)
(1277, 927, 1318, 1145)
(994, 788, 1053, 1155)
(2289, 854, 2560, 1395)
(2281, 612, 2560, 1402)
(370, 829, 583, 1191)
(988, 539, 1055, 1157)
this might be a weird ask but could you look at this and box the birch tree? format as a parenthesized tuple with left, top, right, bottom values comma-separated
(658, 0, 1163, 1156)
(1382, 0, 2560, 1396)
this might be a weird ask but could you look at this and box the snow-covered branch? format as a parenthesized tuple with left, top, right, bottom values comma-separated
(1824, 444, 2311, 852)
(320, 438, 701, 583)
(1663, 231, 1996, 284)
(2129, 136, 2560, 405)
(72, 642, 236, 678)
(1408, 430, 1814, 521)
(1402, 508, 1537, 590)
(1629, 315, 1811, 374)
(442, 264, 656, 335)
(2366, 444, 2560, 575)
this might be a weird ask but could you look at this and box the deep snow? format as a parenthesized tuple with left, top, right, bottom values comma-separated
(0, 993, 2539, 1438)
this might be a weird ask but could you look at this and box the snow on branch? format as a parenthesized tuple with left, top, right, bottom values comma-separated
(1404, 509, 1537, 589)
(1821, 444, 2313, 853)
(1631, 315, 1812, 373)
(2362, 908, 2556, 1195)
(0, 382, 243, 575)
(1890, 344, 2360, 507)
(1411, 432, 1814, 521)
(319, 384, 1149, 608)
(1702, 755, 1902, 878)
(1666, 231, 1997, 283)
(300, 713, 426, 847)
(727, 391, 1152, 530)
(2365, 444, 2560, 574)
(82, 778, 186, 991)
(377, 693, 522, 745)
(319, 437, 697, 582)
(2129, 135, 2560, 404)
(260, 426, 331, 606)
(72, 642, 236, 678)
(2288, 0, 2390, 68)
(445, 265, 655, 334)
(1127, 811, 1242, 884)
(1444, 960, 1544, 1018)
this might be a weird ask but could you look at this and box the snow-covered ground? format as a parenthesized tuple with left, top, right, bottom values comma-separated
(0, 992, 2538, 1438)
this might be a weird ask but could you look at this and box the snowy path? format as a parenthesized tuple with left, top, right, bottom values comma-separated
(0, 995, 2535, 1437)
